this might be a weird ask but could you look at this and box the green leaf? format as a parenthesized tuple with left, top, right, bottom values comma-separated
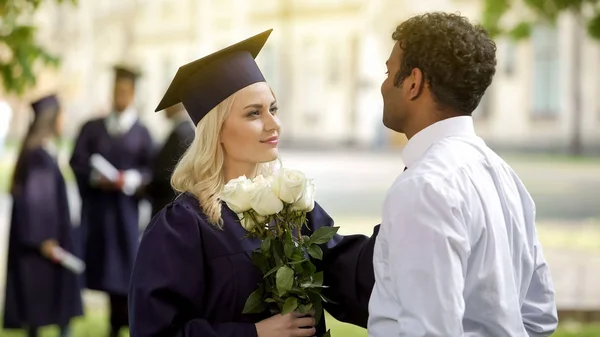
(508, 21, 532, 40)
(288, 286, 308, 297)
(307, 244, 323, 260)
(276, 266, 294, 295)
(260, 238, 272, 253)
(313, 271, 323, 287)
(588, 13, 600, 39)
(291, 260, 304, 273)
(250, 251, 269, 273)
(284, 241, 295, 259)
(272, 240, 285, 265)
(288, 257, 307, 265)
(318, 292, 337, 305)
(242, 288, 267, 314)
(298, 303, 313, 315)
(300, 272, 323, 289)
(264, 265, 280, 279)
(300, 260, 317, 275)
(308, 291, 324, 325)
(281, 297, 299, 315)
(309, 226, 339, 245)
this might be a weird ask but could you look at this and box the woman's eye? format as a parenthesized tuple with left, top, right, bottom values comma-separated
(248, 110, 260, 117)
(269, 107, 278, 114)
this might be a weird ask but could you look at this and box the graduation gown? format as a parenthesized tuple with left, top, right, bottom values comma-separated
(129, 192, 379, 337)
(146, 119, 194, 217)
(69, 118, 154, 295)
(3, 147, 83, 329)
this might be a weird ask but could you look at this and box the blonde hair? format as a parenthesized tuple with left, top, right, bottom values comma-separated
(170, 91, 277, 228)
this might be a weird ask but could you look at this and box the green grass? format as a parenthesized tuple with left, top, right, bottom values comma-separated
(2, 309, 600, 337)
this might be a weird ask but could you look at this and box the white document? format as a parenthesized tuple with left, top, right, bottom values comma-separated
(90, 154, 120, 182)
(51, 246, 86, 275)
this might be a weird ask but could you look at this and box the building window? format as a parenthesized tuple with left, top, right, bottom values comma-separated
(531, 24, 560, 118)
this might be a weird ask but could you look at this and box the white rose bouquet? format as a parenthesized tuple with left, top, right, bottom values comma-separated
(221, 168, 338, 336)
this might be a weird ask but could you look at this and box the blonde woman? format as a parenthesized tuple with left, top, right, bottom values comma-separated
(129, 30, 379, 337)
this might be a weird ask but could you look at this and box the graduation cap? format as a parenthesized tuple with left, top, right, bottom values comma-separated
(114, 64, 141, 83)
(31, 94, 59, 117)
(155, 29, 272, 125)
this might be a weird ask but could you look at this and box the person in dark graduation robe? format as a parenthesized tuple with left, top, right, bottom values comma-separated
(129, 29, 379, 337)
(69, 65, 154, 337)
(146, 102, 194, 217)
(3, 94, 83, 337)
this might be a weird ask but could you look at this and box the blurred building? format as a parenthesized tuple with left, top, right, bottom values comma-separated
(2, 0, 600, 153)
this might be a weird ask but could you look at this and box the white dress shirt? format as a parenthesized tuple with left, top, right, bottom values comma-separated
(90, 106, 142, 195)
(104, 105, 138, 136)
(368, 116, 558, 337)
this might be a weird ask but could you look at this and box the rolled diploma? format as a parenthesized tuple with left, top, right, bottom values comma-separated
(51, 246, 86, 275)
(90, 154, 120, 182)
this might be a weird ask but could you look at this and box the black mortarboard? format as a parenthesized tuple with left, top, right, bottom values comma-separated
(31, 94, 59, 117)
(155, 29, 272, 125)
(114, 64, 141, 82)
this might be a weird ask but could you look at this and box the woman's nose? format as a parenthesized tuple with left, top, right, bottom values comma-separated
(263, 112, 280, 132)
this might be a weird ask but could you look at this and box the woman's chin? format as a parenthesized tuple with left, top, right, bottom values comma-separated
(260, 148, 279, 163)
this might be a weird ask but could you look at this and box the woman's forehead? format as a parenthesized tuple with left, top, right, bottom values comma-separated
(235, 82, 274, 102)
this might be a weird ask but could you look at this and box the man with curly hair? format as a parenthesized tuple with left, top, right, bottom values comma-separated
(368, 12, 558, 336)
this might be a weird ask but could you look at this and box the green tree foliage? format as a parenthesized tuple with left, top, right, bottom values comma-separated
(0, 0, 77, 96)
(482, 0, 600, 40)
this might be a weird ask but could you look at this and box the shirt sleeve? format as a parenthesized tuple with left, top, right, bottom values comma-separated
(521, 235, 558, 336)
(384, 178, 470, 336)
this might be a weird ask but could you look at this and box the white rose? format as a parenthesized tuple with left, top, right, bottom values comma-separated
(237, 212, 267, 231)
(272, 168, 307, 204)
(290, 179, 316, 212)
(221, 175, 253, 213)
(249, 175, 284, 216)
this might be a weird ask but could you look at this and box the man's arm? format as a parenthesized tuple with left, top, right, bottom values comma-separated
(385, 179, 470, 336)
(521, 236, 558, 336)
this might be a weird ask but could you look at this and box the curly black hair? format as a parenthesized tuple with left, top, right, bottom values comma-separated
(392, 12, 497, 115)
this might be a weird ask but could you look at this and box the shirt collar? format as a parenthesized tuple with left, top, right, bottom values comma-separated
(106, 105, 137, 134)
(402, 116, 476, 167)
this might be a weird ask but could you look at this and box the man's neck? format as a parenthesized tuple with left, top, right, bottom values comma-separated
(404, 109, 458, 140)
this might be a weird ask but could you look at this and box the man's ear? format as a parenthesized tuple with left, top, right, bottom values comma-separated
(407, 68, 424, 101)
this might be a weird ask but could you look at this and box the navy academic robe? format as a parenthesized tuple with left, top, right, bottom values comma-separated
(3, 147, 83, 329)
(129, 192, 379, 337)
(146, 119, 194, 217)
(69, 118, 154, 295)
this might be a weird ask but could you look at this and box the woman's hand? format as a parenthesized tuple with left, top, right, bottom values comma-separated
(255, 311, 316, 337)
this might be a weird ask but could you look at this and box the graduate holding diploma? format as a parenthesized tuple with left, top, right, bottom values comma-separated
(3, 94, 83, 337)
(69, 65, 155, 337)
